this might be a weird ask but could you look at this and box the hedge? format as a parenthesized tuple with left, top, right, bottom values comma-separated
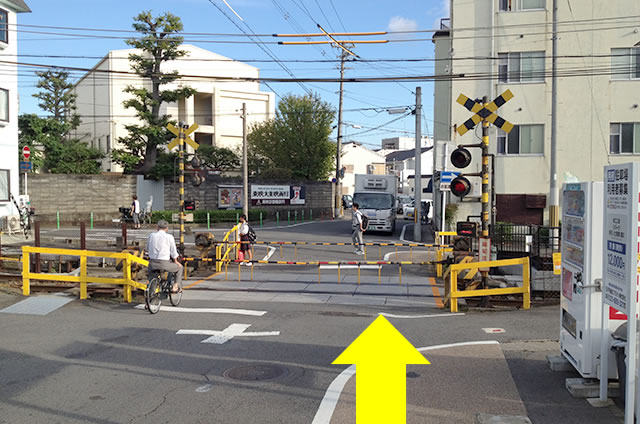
(150, 209, 268, 224)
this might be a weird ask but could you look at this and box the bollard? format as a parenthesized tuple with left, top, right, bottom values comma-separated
(294, 210, 298, 225)
(236, 212, 239, 223)
(399, 264, 402, 285)
(310, 209, 313, 221)
(276, 211, 280, 227)
(80, 222, 86, 251)
(238, 263, 241, 282)
(207, 212, 210, 229)
(337, 264, 341, 284)
(90, 212, 94, 230)
(225, 262, 228, 280)
(302, 210, 305, 223)
(288, 210, 291, 226)
(56, 211, 60, 230)
(357, 264, 361, 285)
(260, 212, 263, 228)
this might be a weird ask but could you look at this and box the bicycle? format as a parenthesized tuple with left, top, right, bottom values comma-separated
(144, 269, 183, 314)
(10, 194, 34, 238)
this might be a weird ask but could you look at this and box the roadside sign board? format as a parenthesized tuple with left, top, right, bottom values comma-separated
(602, 163, 639, 315)
(22, 146, 30, 160)
(19, 161, 32, 172)
(439, 171, 459, 192)
(478, 237, 491, 272)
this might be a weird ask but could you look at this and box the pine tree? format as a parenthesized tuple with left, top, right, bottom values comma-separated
(111, 11, 196, 176)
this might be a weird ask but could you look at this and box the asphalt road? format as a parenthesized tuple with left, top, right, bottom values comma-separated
(0, 218, 623, 423)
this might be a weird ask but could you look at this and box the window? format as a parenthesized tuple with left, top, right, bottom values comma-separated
(498, 125, 544, 155)
(0, 88, 7, 122)
(610, 123, 640, 154)
(0, 9, 7, 44)
(499, 0, 545, 11)
(0, 169, 9, 202)
(611, 48, 640, 80)
(498, 52, 545, 83)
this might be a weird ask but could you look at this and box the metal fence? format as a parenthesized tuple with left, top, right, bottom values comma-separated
(491, 224, 561, 270)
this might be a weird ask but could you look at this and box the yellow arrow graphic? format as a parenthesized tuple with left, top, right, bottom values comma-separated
(333, 315, 429, 423)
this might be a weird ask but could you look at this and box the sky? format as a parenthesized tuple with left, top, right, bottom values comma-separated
(13, 0, 450, 150)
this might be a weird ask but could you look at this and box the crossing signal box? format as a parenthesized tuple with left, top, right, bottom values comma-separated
(184, 200, 196, 211)
(450, 147, 472, 169)
(456, 221, 478, 238)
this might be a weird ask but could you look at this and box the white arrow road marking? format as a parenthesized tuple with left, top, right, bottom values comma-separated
(135, 304, 266, 316)
(195, 384, 213, 393)
(177, 324, 280, 344)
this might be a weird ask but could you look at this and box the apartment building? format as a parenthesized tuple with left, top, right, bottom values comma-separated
(73, 44, 275, 172)
(433, 0, 640, 225)
(0, 0, 30, 218)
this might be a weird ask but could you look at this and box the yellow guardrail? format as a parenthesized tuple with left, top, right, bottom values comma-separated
(447, 257, 530, 313)
(21, 246, 148, 302)
(215, 224, 240, 272)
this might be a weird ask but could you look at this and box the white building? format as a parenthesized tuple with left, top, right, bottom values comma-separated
(433, 0, 640, 225)
(73, 44, 275, 172)
(341, 142, 386, 195)
(386, 148, 434, 196)
(381, 136, 431, 150)
(0, 0, 30, 219)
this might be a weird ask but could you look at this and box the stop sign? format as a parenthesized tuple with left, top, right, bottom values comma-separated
(22, 146, 30, 160)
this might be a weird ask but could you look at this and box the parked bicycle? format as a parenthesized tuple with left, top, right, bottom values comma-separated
(144, 269, 183, 314)
(117, 207, 152, 227)
(10, 194, 34, 238)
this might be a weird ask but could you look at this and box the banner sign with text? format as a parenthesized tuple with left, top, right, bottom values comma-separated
(251, 185, 306, 206)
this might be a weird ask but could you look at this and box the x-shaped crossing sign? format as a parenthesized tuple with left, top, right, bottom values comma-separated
(456, 89, 514, 136)
(167, 123, 200, 151)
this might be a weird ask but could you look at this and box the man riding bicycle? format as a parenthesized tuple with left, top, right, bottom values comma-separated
(147, 220, 182, 293)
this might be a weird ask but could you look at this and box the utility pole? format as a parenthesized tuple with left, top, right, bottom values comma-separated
(549, 0, 559, 227)
(242, 103, 249, 218)
(413, 87, 422, 242)
(335, 50, 346, 218)
(481, 96, 491, 302)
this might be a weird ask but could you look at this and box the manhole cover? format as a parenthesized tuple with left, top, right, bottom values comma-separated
(224, 365, 287, 381)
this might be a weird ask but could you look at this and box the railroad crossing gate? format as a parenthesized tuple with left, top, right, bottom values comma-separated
(456, 90, 515, 136)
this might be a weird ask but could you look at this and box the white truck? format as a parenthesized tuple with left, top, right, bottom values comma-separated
(353, 174, 397, 234)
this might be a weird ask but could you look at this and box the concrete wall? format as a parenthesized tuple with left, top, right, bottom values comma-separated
(25, 173, 136, 223)
(164, 176, 333, 215)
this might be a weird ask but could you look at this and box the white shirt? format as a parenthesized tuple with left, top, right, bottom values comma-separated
(147, 230, 178, 261)
(239, 222, 249, 236)
(352, 210, 363, 228)
(132, 200, 140, 214)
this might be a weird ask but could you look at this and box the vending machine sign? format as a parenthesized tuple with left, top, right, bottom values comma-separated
(602, 163, 638, 315)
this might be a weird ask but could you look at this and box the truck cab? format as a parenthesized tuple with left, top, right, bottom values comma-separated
(353, 175, 397, 234)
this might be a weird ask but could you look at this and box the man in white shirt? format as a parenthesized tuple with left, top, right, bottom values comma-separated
(352, 203, 365, 255)
(147, 220, 182, 292)
(132, 195, 141, 229)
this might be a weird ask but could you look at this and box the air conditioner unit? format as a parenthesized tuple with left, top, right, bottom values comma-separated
(3, 215, 21, 233)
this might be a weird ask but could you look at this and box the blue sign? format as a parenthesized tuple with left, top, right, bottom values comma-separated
(440, 171, 460, 183)
(19, 161, 32, 171)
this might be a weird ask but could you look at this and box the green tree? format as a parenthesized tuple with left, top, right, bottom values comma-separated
(112, 11, 196, 176)
(248, 93, 336, 180)
(19, 70, 103, 174)
(197, 145, 240, 172)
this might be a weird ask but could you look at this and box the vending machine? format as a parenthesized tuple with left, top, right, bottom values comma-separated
(560, 181, 620, 379)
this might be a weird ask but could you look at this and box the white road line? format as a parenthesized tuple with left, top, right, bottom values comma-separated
(311, 340, 499, 424)
(378, 312, 465, 319)
(319, 265, 380, 270)
(399, 224, 409, 242)
(177, 324, 280, 344)
(262, 246, 276, 262)
(195, 384, 213, 393)
(134, 304, 266, 316)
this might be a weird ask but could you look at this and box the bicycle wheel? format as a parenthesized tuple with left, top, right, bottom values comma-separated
(145, 278, 162, 314)
(169, 280, 183, 307)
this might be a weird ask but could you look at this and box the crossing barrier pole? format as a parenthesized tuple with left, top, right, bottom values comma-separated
(251, 263, 254, 280)
(225, 262, 228, 280)
(358, 264, 361, 285)
(238, 263, 241, 282)
(399, 264, 402, 285)
(410, 246, 413, 261)
(294, 243, 298, 260)
(280, 244, 283, 258)
(378, 265, 382, 284)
